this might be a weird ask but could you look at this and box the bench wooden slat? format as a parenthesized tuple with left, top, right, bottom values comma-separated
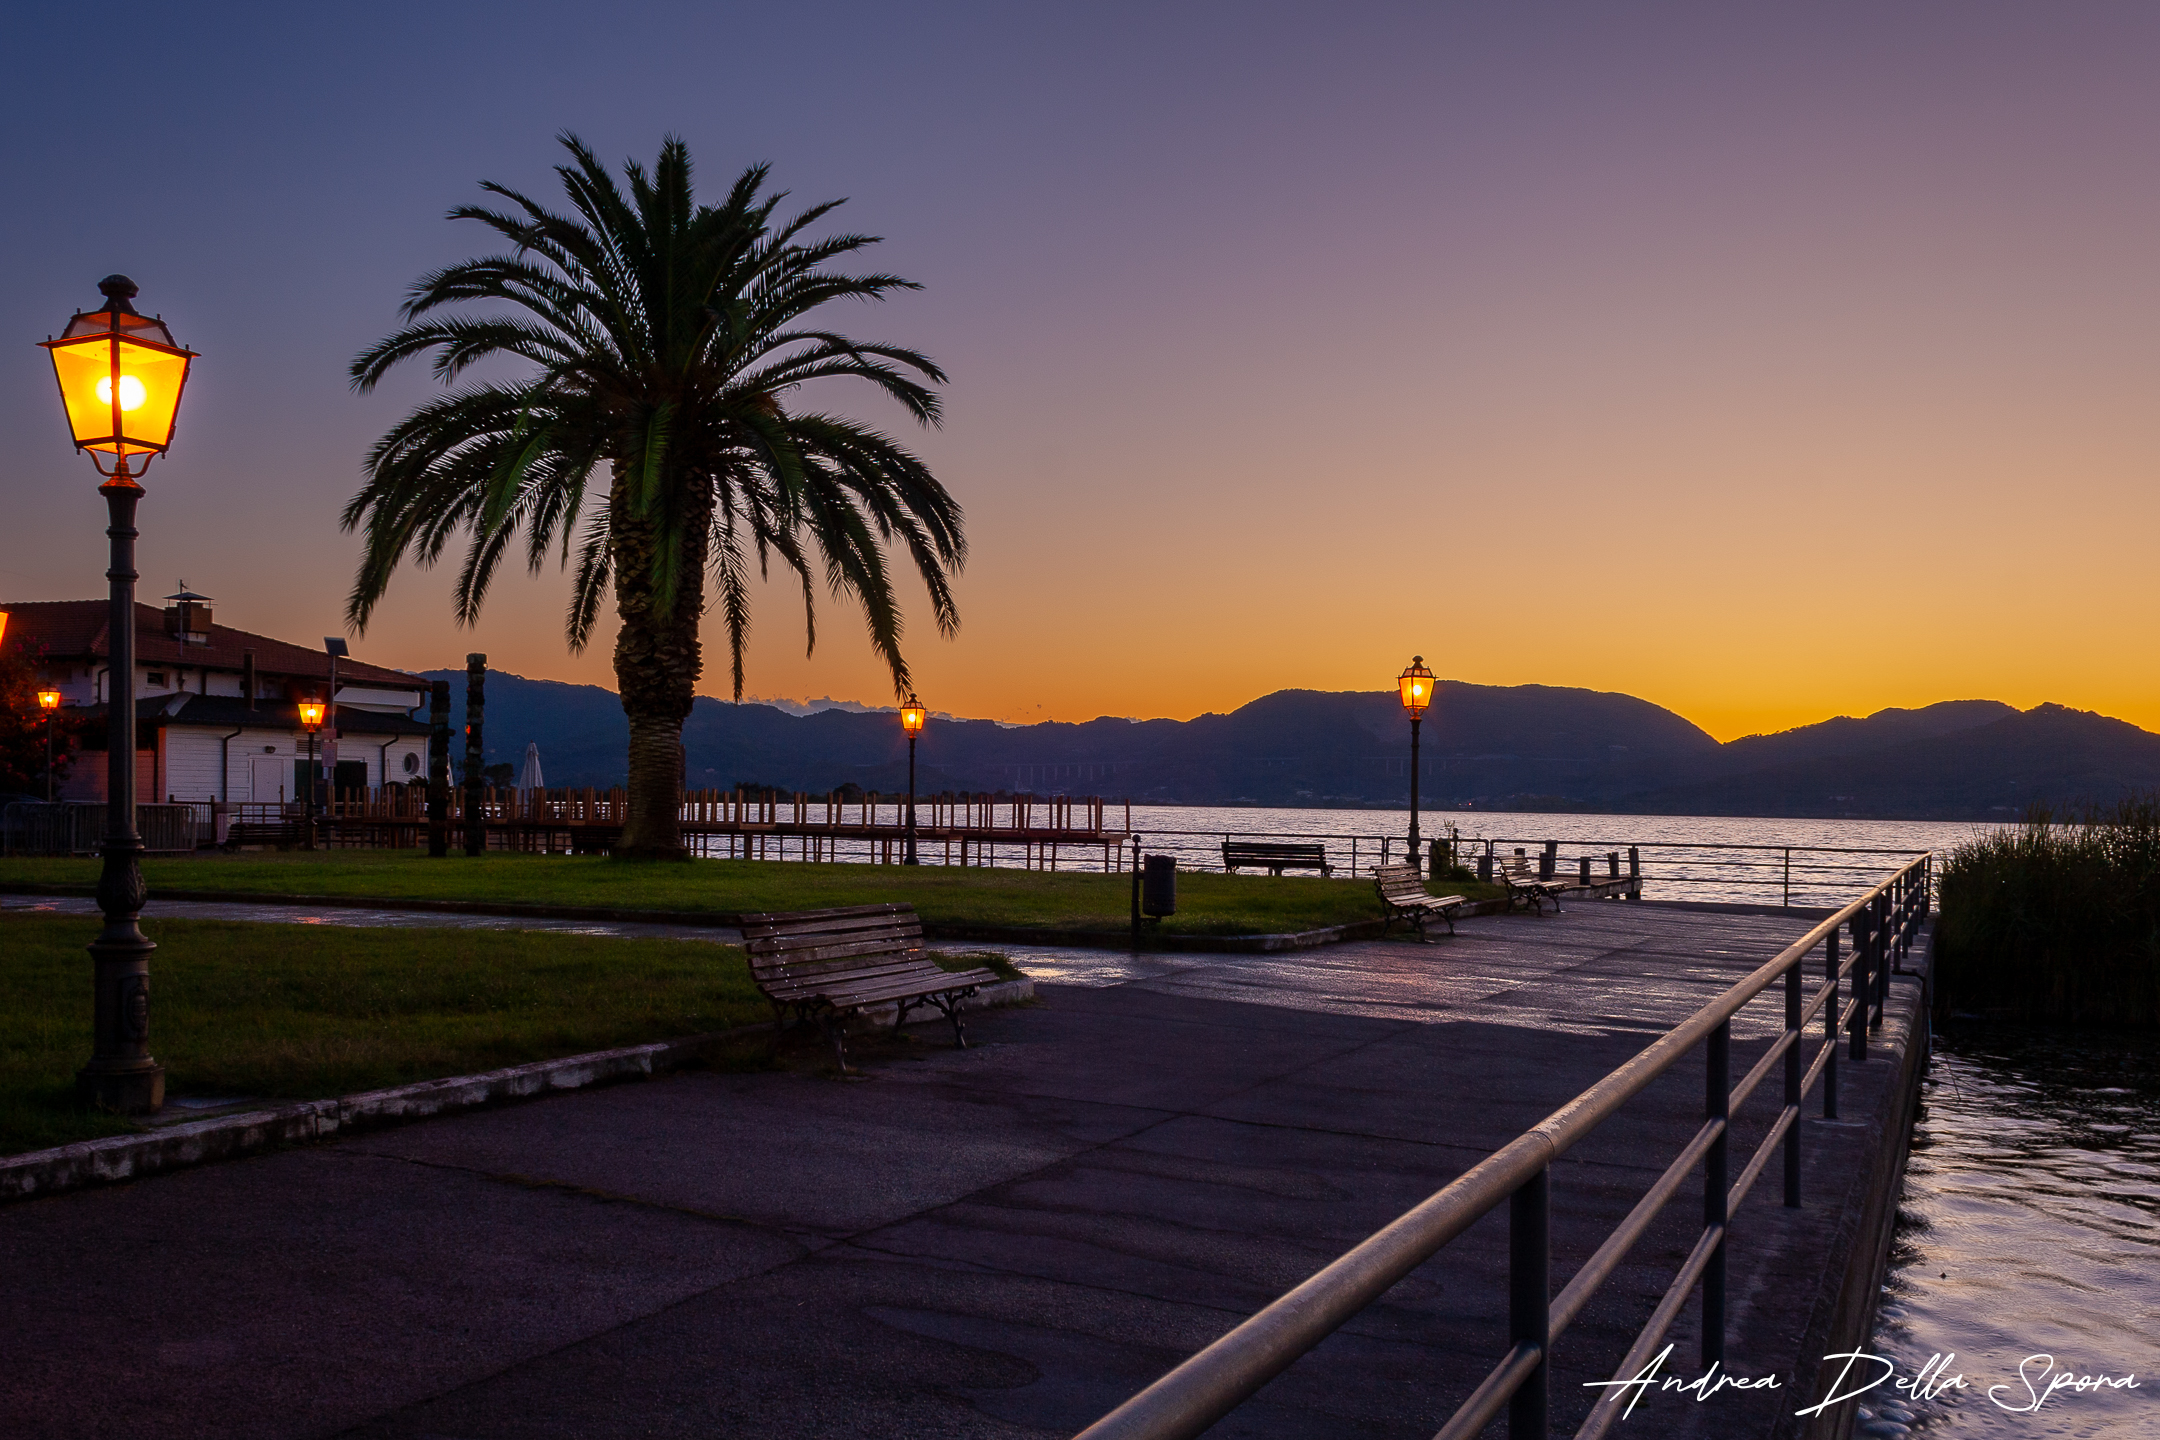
(807, 968, 1000, 1006)
(755, 956, 940, 989)
(746, 924, 923, 956)
(740, 910, 917, 937)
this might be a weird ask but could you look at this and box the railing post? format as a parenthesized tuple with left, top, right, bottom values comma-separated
(1784, 957, 1802, 1207)
(1823, 930, 1840, 1118)
(1510, 1166, 1550, 1440)
(1872, 892, 1890, 1028)
(1782, 846, 1790, 907)
(1703, 1018, 1729, 1367)
(1849, 912, 1870, 1063)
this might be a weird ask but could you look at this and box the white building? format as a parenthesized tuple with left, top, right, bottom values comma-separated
(2, 591, 430, 804)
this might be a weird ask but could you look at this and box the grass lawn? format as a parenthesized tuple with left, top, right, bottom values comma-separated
(0, 852, 1498, 935)
(0, 914, 806, 1156)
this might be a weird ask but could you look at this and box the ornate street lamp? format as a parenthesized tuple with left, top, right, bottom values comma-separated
(900, 695, 926, 865)
(298, 699, 326, 852)
(1398, 656, 1434, 877)
(36, 688, 62, 802)
(40, 275, 197, 1114)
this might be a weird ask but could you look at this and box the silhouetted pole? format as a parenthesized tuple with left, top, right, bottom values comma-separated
(427, 680, 451, 857)
(464, 654, 486, 857)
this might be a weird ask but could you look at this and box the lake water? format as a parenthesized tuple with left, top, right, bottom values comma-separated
(1122, 804, 1984, 907)
(707, 800, 1987, 906)
(1858, 1027, 2160, 1438)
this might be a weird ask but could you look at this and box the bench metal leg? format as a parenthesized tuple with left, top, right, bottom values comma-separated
(814, 1010, 852, 1073)
(927, 989, 977, 1049)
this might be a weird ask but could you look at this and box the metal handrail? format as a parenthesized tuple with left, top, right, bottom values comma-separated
(1074, 853, 1932, 1440)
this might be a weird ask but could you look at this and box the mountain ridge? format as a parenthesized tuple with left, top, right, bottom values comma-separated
(411, 670, 2157, 820)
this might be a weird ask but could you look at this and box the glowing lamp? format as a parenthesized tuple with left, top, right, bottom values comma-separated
(900, 696, 926, 737)
(40, 276, 196, 463)
(1397, 656, 1434, 720)
(297, 699, 326, 732)
(38, 687, 62, 712)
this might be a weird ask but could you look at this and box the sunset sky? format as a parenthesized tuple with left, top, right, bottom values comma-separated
(4, 4, 2158, 741)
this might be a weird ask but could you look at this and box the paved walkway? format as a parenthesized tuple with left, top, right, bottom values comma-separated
(0, 903, 1921, 1439)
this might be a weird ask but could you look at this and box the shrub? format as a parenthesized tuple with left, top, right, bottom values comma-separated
(1934, 797, 2160, 1025)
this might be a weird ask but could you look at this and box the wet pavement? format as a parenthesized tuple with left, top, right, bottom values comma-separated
(0, 901, 1923, 1439)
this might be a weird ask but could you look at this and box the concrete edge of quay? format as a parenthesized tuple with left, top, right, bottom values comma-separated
(0, 976, 1035, 1206)
(1777, 928, 1933, 1440)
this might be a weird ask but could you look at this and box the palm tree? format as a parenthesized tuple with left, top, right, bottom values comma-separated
(344, 134, 965, 858)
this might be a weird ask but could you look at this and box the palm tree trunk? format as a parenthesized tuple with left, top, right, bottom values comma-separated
(609, 471, 709, 860)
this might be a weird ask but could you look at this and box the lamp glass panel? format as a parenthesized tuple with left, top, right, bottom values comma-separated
(46, 333, 191, 455)
(1398, 668, 1432, 717)
(38, 689, 62, 710)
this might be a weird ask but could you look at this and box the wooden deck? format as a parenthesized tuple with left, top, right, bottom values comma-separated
(252, 785, 1135, 866)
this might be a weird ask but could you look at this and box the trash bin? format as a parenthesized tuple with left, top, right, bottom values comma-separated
(1142, 854, 1177, 917)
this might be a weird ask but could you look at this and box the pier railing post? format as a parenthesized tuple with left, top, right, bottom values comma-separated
(1872, 893, 1890, 1028)
(1510, 1166, 1550, 1440)
(1784, 956, 1802, 1207)
(1849, 913, 1870, 1063)
(1823, 930, 1840, 1118)
(1703, 1019, 1729, 1367)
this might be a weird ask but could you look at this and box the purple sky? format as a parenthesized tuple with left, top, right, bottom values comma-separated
(5, 4, 2159, 737)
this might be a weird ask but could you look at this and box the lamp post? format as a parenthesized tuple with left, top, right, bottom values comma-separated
(1398, 656, 1433, 877)
(37, 688, 62, 801)
(40, 275, 197, 1115)
(298, 699, 326, 851)
(900, 695, 926, 865)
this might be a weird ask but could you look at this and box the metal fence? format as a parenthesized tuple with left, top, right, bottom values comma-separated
(0, 802, 203, 857)
(1076, 854, 1933, 1440)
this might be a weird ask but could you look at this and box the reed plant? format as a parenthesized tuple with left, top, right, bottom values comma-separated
(1934, 796, 2160, 1025)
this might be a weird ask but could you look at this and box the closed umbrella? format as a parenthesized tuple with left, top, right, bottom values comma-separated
(518, 742, 544, 792)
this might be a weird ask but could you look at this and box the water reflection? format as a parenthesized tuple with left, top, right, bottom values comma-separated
(1866, 1027, 2160, 1436)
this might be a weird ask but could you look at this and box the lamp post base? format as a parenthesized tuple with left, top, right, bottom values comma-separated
(77, 1060, 165, 1114)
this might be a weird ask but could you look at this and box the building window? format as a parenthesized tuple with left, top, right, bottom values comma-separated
(148, 671, 167, 687)
(402, 752, 422, 775)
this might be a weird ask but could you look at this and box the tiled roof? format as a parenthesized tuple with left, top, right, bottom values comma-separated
(0, 600, 419, 689)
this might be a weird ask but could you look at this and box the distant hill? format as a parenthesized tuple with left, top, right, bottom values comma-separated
(1618, 704, 2160, 819)
(420, 672, 1717, 803)
(1703, 700, 2017, 775)
(413, 671, 2160, 820)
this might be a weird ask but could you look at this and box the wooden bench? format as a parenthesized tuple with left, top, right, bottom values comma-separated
(1496, 854, 1566, 915)
(221, 821, 310, 851)
(1222, 841, 1333, 876)
(1373, 862, 1468, 938)
(739, 903, 1002, 1072)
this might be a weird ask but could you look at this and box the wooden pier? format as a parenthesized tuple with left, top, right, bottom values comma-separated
(266, 786, 1135, 868)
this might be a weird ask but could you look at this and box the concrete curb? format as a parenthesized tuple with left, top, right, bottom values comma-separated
(0, 883, 752, 929)
(0, 975, 1033, 1205)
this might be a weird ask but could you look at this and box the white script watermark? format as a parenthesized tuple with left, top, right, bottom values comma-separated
(1582, 1344, 2140, 1419)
